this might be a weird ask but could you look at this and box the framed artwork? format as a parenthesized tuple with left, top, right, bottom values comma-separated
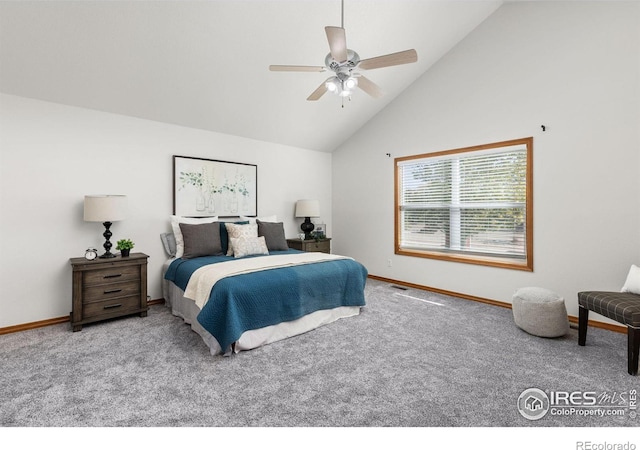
(173, 156, 257, 217)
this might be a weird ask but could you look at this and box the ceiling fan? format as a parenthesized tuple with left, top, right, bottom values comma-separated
(269, 0, 417, 103)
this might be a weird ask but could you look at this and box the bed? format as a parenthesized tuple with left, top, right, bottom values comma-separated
(161, 216, 368, 355)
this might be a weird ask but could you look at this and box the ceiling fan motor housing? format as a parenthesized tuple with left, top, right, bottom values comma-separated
(325, 49, 360, 73)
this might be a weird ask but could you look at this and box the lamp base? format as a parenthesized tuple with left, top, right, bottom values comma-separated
(301, 217, 315, 240)
(99, 221, 117, 258)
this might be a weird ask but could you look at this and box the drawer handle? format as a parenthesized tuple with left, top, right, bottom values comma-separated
(103, 303, 122, 310)
(104, 289, 122, 294)
(103, 274, 122, 279)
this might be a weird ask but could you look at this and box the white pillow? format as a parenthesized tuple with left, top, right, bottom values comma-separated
(230, 236, 269, 258)
(170, 215, 218, 259)
(225, 222, 258, 256)
(239, 215, 277, 224)
(621, 264, 640, 294)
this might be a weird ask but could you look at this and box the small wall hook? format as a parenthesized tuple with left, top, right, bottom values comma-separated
(386, 153, 391, 157)
(541, 125, 546, 132)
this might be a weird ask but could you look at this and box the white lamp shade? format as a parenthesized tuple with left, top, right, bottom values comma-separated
(84, 195, 127, 222)
(295, 199, 320, 218)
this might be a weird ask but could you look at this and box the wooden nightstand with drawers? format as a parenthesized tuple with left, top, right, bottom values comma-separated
(286, 238, 331, 254)
(70, 253, 149, 331)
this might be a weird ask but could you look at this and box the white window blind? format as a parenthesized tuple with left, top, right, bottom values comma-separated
(396, 139, 531, 269)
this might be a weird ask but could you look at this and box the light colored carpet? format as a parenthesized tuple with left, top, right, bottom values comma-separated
(1, 278, 637, 428)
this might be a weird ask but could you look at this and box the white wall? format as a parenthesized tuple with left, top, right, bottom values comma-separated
(332, 1, 640, 322)
(0, 94, 332, 328)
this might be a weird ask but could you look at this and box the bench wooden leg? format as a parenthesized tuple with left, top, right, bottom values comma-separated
(629, 326, 640, 376)
(578, 306, 589, 346)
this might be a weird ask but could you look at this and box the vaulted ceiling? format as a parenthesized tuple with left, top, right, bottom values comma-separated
(0, 0, 503, 152)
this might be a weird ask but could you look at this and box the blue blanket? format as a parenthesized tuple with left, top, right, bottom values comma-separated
(164, 250, 367, 352)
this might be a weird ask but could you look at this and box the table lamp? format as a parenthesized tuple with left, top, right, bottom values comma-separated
(295, 199, 320, 240)
(84, 195, 127, 258)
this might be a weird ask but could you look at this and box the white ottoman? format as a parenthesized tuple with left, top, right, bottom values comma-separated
(512, 287, 569, 338)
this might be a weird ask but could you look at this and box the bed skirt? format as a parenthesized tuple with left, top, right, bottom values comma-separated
(162, 261, 361, 355)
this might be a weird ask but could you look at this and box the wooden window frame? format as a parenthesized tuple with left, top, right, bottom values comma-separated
(394, 137, 533, 271)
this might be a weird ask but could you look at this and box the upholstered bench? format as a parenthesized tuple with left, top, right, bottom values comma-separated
(578, 291, 640, 376)
(512, 287, 569, 338)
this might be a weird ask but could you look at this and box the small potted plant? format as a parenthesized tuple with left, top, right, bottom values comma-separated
(116, 238, 134, 257)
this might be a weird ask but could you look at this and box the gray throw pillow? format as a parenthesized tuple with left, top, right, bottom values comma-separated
(178, 222, 223, 259)
(257, 220, 289, 251)
(160, 232, 177, 257)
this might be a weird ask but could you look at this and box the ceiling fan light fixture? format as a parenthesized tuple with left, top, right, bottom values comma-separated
(344, 76, 358, 90)
(325, 77, 340, 93)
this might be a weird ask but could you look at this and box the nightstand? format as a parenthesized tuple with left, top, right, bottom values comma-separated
(70, 253, 149, 331)
(287, 238, 331, 254)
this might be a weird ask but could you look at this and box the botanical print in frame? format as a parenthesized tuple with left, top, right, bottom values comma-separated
(173, 156, 257, 217)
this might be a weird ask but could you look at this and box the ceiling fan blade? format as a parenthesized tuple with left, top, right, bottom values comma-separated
(307, 82, 328, 101)
(358, 49, 418, 70)
(269, 65, 326, 72)
(325, 26, 348, 63)
(357, 75, 383, 98)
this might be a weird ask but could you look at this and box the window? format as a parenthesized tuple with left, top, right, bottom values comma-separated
(395, 137, 533, 271)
